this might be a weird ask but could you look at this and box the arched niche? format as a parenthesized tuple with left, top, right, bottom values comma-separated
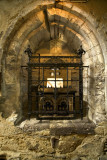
(0, 2, 106, 124)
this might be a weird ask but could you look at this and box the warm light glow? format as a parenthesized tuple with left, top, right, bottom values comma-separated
(47, 78, 63, 88)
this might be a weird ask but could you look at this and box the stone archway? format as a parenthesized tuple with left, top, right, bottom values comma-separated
(0, 1, 107, 123)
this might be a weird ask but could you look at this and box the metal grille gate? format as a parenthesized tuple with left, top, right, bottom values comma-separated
(26, 54, 86, 120)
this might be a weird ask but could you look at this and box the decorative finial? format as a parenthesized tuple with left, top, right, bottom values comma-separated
(24, 45, 33, 57)
(77, 45, 86, 57)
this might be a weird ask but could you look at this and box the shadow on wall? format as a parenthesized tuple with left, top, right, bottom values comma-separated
(0, 154, 7, 160)
(83, 100, 89, 117)
(75, 97, 88, 118)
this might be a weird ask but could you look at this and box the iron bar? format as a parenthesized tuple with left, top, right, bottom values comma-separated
(28, 66, 32, 119)
(21, 65, 89, 68)
(38, 54, 40, 82)
(28, 63, 85, 67)
(73, 92, 75, 116)
(30, 79, 79, 82)
(35, 117, 77, 120)
(67, 67, 69, 111)
(42, 67, 45, 110)
(35, 86, 39, 112)
(32, 111, 80, 114)
(27, 56, 80, 58)
(31, 95, 79, 97)
(79, 57, 83, 119)
(55, 67, 57, 112)
(26, 55, 86, 119)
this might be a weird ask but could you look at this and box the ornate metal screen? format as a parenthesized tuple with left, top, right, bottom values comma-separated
(22, 46, 88, 120)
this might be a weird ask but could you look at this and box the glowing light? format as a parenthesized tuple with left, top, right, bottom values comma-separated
(47, 78, 63, 88)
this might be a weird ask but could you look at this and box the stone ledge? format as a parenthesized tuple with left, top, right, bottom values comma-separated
(19, 118, 96, 135)
(50, 123, 95, 136)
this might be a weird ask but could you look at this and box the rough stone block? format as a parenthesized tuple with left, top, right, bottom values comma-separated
(99, 155, 107, 160)
(81, 23, 91, 34)
(95, 126, 104, 135)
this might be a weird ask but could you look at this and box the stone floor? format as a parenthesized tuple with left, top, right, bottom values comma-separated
(0, 114, 107, 160)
